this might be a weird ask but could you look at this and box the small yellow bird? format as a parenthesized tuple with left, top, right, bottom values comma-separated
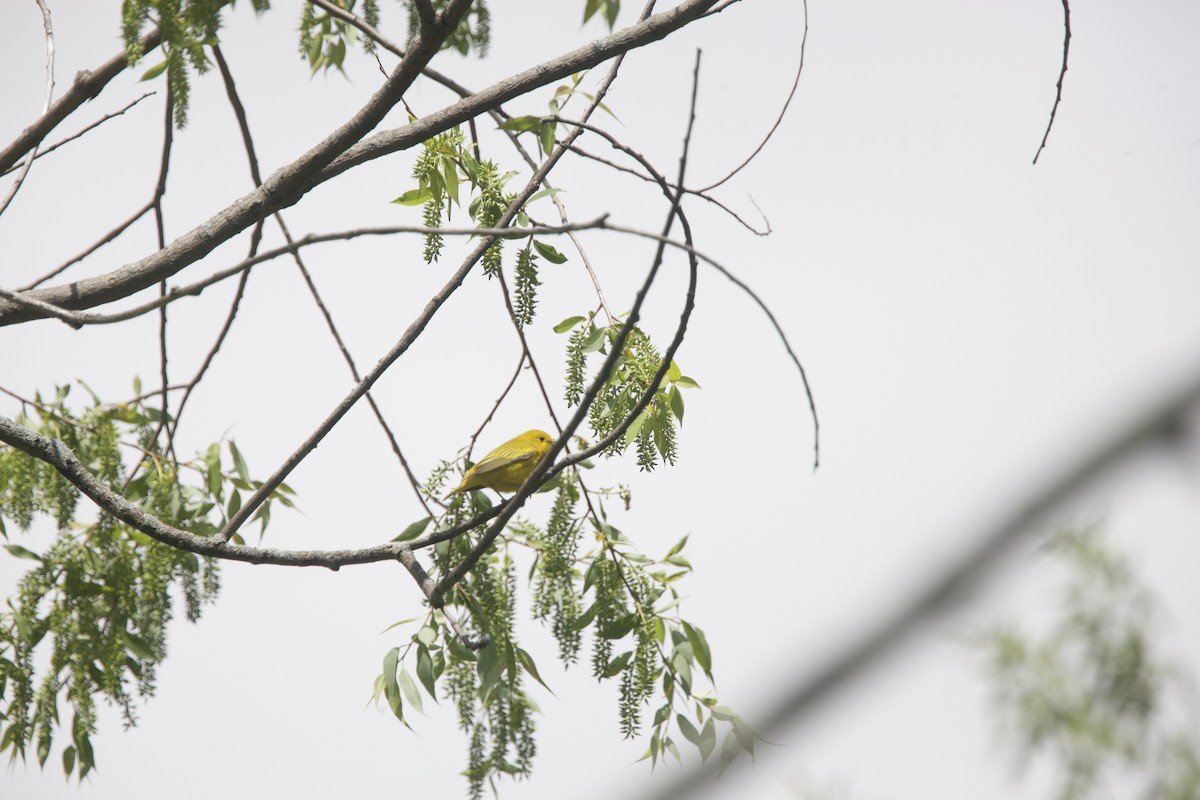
(445, 429, 555, 498)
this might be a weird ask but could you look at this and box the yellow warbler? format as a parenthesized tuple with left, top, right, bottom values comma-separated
(445, 429, 554, 498)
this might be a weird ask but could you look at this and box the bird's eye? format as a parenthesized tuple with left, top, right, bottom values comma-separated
(539, 436, 546, 442)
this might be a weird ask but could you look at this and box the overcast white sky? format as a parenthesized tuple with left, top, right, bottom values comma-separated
(3, 1, 1200, 799)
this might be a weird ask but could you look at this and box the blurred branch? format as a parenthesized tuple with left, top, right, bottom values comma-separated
(633, 360, 1200, 800)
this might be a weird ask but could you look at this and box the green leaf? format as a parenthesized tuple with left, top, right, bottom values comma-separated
(416, 625, 438, 647)
(123, 630, 156, 661)
(532, 239, 568, 264)
(398, 669, 423, 714)
(669, 384, 685, 424)
(383, 647, 404, 721)
(497, 115, 541, 132)
(140, 60, 169, 81)
(416, 644, 439, 701)
(710, 704, 736, 721)
(581, 326, 607, 353)
(538, 120, 557, 157)
(731, 715, 756, 756)
(517, 647, 555, 694)
(623, 408, 650, 449)
(672, 649, 693, 691)
(75, 730, 94, 778)
(477, 643, 506, 703)
(673, 376, 701, 390)
(569, 602, 597, 632)
(601, 650, 633, 678)
(554, 315, 586, 334)
(677, 713, 702, 746)
(227, 488, 242, 519)
(379, 616, 422, 634)
(699, 717, 717, 762)
(205, 442, 223, 498)
(604, 0, 620, 27)
(228, 440, 250, 481)
(652, 704, 670, 728)
(682, 622, 713, 680)
(665, 534, 689, 559)
(4, 544, 42, 561)
(393, 516, 433, 542)
(719, 729, 741, 773)
(599, 613, 637, 640)
(526, 187, 563, 205)
(61, 745, 75, 777)
(392, 187, 433, 206)
(37, 729, 50, 767)
(442, 157, 459, 206)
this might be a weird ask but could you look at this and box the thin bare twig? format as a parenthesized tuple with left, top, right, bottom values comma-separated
(606, 221, 819, 469)
(151, 91, 176, 464)
(120, 90, 178, 491)
(0, 0, 55, 217)
(0, 26, 162, 174)
(1, 92, 156, 178)
(567, 143, 772, 235)
(168, 46, 264, 443)
(467, 353, 527, 460)
(1033, 0, 1071, 164)
(695, 0, 807, 193)
(19, 199, 155, 291)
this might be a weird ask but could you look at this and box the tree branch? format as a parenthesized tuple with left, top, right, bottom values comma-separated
(0, 27, 162, 175)
(0, 0, 719, 326)
(0, 0, 474, 325)
(1, 92, 155, 179)
(1033, 0, 1071, 164)
(694, 0, 806, 193)
(0, 218, 610, 329)
(0, 0, 55, 217)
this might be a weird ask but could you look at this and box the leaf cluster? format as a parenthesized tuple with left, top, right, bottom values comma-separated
(973, 527, 1200, 800)
(0, 383, 292, 778)
(396, 132, 570, 329)
(380, 472, 754, 796)
(123, 0, 250, 127)
(405, 0, 492, 57)
(298, 0, 381, 75)
(559, 317, 699, 471)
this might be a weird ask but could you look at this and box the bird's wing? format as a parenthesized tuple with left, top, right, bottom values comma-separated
(469, 445, 537, 477)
